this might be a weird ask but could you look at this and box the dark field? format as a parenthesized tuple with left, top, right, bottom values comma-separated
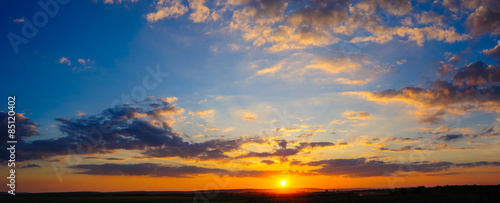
(2, 185, 500, 203)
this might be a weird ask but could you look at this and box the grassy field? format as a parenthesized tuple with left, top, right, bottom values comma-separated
(1, 185, 499, 202)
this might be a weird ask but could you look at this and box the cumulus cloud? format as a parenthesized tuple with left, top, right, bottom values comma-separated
(0, 112, 40, 142)
(141, 0, 478, 50)
(452, 61, 500, 86)
(348, 60, 500, 124)
(188, 0, 217, 23)
(147, 0, 189, 23)
(483, 41, 500, 61)
(417, 11, 446, 27)
(466, 0, 500, 36)
(7, 99, 268, 162)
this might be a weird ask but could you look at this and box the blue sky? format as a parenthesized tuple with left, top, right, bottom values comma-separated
(2, 0, 500, 192)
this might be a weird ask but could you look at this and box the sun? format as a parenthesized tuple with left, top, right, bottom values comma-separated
(280, 180, 287, 187)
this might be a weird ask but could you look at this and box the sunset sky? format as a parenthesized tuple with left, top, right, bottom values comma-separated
(2, 0, 500, 193)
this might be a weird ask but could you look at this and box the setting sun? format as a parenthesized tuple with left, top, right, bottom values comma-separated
(280, 180, 287, 187)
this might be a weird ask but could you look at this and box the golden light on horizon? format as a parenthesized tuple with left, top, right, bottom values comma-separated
(280, 180, 287, 187)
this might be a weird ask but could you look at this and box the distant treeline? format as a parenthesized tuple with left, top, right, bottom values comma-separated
(390, 184, 500, 195)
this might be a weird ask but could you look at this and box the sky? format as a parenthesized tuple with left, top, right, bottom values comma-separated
(1, 0, 500, 193)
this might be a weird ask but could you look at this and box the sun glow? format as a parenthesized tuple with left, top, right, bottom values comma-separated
(280, 180, 287, 187)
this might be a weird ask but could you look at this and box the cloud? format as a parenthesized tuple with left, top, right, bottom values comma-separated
(188, 0, 218, 23)
(436, 61, 454, 78)
(257, 61, 285, 75)
(396, 59, 407, 65)
(417, 11, 446, 27)
(350, 26, 468, 46)
(348, 61, 500, 124)
(71, 162, 309, 178)
(147, 0, 189, 23)
(141, 136, 267, 160)
(9, 99, 265, 162)
(342, 111, 372, 120)
(306, 128, 326, 133)
(378, 145, 415, 152)
(103, 0, 138, 4)
(307, 158, 454, 177)
(296, 133, 315, 138)
(241, 112, 256, 121)
(59, 57, 71, 66)
(157, 96, 178, 104)
(285, 0, 350, 29)
(13, 18, 24, 23)
(253, 53, 375, 86)
(306, 56, 363, 74)
(466, 0, 500, 36)
(275, 128, 301, 132)
(452, 61, 500, 86)
(0, 112, 40, 142)
(334, 77, 373, 85)
(305, 158, 500, 177)
(436, 134, 465, 142)
(236, 140, 335, 159)
(483, 41, 500, 61)
(261, 160, 275, 165)
(71, 163, 226, 177)
(442, 0, 480, 12)
(20, 163, 41, 169)
(196, 109, 215, 119)
(58, 57, 95, 72)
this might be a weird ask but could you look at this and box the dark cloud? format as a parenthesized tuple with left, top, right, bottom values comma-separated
(466, 0, 500, 36)
(260, 160, 275, 165)
(1, 112, 41, 162)
(140, 136, 266, 160)
(20, 163, 41, 169)
(307, 158, 452, 177)
(105, 158, 125, 161)
(436, 134, 465, 142)
(378, 145, 414, 152)
(0, 112, 40, 143)
(418, 109, 447, 124)
(286, 0, 350, 28)
(71, 163, 307, 178)
(483, 41, 500, 61)
(235, 141, 335, 159)
(452, 61, 500, 86)
(305, 158, 500, 177)
(70, 158, 500, 178)
(363, 60, 500, 124)
(10, 100, 265, 162)
(455, 161, 500, 168)
(71, 163, 226, 177)
(442, 0, 480, 13)
(385, 137, 423, 142)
